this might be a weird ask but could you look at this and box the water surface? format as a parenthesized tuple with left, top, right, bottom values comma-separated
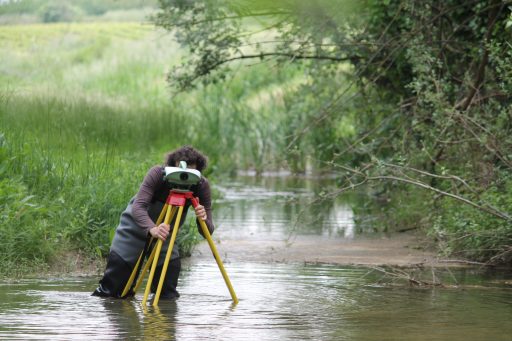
(1, 175, 511, 340)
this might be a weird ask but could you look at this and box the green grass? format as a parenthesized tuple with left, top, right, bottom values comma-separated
(0, 21, 304, 276)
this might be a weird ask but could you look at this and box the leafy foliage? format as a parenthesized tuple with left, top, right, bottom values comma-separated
(154, 0, 512, 265)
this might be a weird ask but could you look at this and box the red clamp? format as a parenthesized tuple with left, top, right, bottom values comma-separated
(166, 190, 200, 207)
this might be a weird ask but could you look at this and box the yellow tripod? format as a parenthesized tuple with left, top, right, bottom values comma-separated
(121, 189, 238, 306)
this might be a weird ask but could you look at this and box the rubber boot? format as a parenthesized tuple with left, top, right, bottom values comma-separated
(92, 250, 133, 298)
(151, 258, 181, 299)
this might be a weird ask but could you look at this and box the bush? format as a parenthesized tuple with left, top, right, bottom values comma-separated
(434, 179, 512, 265)
(39, 1, 83, 23)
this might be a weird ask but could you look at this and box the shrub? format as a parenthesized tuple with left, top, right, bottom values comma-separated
(39, 1, 83, 23)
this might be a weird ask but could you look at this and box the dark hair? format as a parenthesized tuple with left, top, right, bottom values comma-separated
(164, 145, 208, 172)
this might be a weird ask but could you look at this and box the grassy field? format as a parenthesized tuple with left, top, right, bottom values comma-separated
(0, 21, 302, 276)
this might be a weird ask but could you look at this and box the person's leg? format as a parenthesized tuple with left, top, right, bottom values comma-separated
(151, 258, 181, 299)
(92, 250, 133, 298)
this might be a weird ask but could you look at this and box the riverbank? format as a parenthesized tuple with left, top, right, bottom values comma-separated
(188, 230, 456, 268)
(41, 230, 448, 280)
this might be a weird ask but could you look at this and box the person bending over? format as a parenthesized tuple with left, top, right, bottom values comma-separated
(92, 145, 214, 299)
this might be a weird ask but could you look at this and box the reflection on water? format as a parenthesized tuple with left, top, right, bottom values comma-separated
(215, 176, 357, 241)
(1, 265, 511, 341)
(1, 175, 511, 340)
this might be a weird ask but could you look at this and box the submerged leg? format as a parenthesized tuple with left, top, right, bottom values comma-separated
(92, 250, 132, 298)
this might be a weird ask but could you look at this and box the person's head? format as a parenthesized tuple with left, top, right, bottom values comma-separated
(164, 145, 208, 172)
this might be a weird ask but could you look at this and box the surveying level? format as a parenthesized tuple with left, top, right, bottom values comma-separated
(163, 161, 202, 189)
(121, 162, 238, 306)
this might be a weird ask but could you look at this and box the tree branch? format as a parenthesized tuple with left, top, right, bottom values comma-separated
(209, 51, 354, 69)
(327, 162, 512, 222)
(366, 175, 511, 221)
(158, 11, 292, 28)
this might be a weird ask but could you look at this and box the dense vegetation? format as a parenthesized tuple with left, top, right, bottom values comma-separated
(154, 0, 512, 265)
(0, 19, 301, 275)
(1, 0, 511, 276)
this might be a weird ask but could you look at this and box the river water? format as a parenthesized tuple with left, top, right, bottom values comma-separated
(1, 175, 511, 340)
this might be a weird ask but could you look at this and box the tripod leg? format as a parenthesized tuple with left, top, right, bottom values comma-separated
(153, 205, 184, 306)
(121, 203, 170, 297)
(141, 204, 174, 306)
(198, 218, 239, 304)
(190, 197, 238, 304)
(133, 241, 157, 293)
(132, 206, 178, 295)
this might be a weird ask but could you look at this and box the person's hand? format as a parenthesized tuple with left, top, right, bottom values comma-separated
(149, 223, 170, 241)
(195, 204, 207, 221)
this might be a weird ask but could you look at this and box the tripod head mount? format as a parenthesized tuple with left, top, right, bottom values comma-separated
(163, 161, 201, 190)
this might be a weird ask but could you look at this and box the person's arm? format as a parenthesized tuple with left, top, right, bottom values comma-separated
(195, 177, 215, 236)
(132, 166, 165, 234)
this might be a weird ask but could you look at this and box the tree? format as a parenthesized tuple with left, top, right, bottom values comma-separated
(154, 0, 512, 265)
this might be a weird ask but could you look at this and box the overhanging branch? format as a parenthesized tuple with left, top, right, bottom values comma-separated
(328, 162, 512, 222)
